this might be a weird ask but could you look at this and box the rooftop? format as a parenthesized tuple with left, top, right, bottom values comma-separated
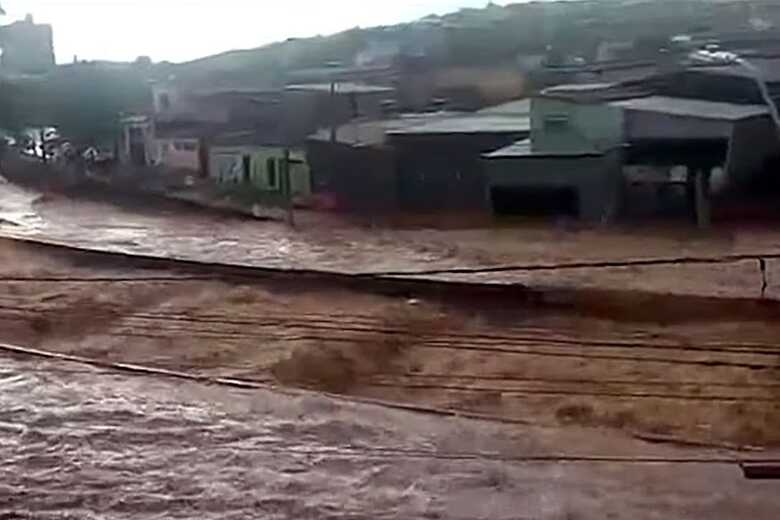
(285, 82, 395, 95)
(540, 82, 652, 102)
(484, 139, 606, 159)
(477, 98, 531, 116)
(307, 112, 457, 147)
(387, 114, 530, 136)
(610, 95, 770, 121)
(689, 57, 780, 84)
(544, 83, 617, 94)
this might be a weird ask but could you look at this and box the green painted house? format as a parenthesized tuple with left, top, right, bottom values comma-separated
(484, 85, 625, 221)
(209, 142, 311, 205)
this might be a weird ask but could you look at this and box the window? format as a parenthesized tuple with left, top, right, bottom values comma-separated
(266, 158, 278, 189)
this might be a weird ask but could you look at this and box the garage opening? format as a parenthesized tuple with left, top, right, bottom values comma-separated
(491, 186, 579, 217)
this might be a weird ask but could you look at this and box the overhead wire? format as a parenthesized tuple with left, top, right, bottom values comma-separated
(0, 340, 777, 466)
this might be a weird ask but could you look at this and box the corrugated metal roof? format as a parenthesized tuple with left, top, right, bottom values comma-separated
(610, 95, 770, 121)
(484, 139, 606, 159)
(543, 83, 616, 94)
(478, 98, 531, 116)
(690, 57, 780, 84)
(307, 113, 457, 146)
(540, 82, 652, 102)
(387, 115, 530, 136)
(285, 82, 395, 94)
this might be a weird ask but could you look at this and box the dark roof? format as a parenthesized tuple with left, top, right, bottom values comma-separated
(610, 95, 770, 121)
(688, 57, 780, 84)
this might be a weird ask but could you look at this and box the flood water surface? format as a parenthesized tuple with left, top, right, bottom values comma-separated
(1, 356, 778, 519)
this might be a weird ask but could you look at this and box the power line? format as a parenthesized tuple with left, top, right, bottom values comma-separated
(1, 306, 777, 370)
(4, 234, 780, 285)
(2, 303, 779, 358)
(0, 341, 777, 466)
(369, 252, 780, 277)
(375, 372, 780, 390)
(363, 381, 776, 403)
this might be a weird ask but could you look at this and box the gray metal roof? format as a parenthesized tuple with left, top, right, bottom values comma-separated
(484, 139, 605, 159)
(543, 82, 616, 95)
(307, 113, 457, 146)
(609, 95, 770, 121)
(478, 98, 531, 116)
(539, 82, 652, 102)
(387, 115, 530, 136)
(285, 82, 395, 94)
(689, 57, 780, 84)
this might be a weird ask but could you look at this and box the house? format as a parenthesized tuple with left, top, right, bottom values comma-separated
(118, 115, 156, 168)
(209, 131, 311, 204)
(483, 77, 779, 225)
(387, 112, 531, 212)
(484, 85, 626, 221)
(153, 122, 206, 174)
(119, 117, 222, 174)
(283, 82, 396, 140)
(305, 113, 454, 212)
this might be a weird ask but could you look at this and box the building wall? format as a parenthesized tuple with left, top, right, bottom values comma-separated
(152, 85, 231, 124)
(623, 111, 733, 140)
(486, 149, 623, 221)
(726, 116, 779, 185)
(307, 140, 397, 213)
(156, 138, 200, 172)
(209, 145, 311, 197)
(392, 132, 527, 212)
(281, 89, 390, 142)
(119, 119, 156, 167)
(622, 111, 779, 188)
(531, 98, 624, 153)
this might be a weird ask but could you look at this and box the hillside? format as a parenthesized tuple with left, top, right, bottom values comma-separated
(166, 0, 780, 88)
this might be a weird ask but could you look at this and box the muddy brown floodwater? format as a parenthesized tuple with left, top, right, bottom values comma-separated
(2, 355, 780, 520)
(1, 181, 780, 298)
(2, 182, 780, 517)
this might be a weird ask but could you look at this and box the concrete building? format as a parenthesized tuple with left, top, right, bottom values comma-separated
(483, 79, 779, 225)
(484, 87, 625, 221)
(118, 116, 156, 168)
(209, 131, 311, 204)
(387, 112, 530, 212)
(306, 113, 454, 212)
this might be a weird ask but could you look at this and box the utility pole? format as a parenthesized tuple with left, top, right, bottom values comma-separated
(282, 147, 295, 228)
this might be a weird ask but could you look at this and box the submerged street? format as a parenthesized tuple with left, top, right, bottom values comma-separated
(0, 182, 779, 298)
(2, 355, 778, 520)
(5, 1, 780, 517)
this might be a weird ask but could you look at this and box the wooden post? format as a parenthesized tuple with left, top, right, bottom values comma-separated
(282, 148, 295, 228)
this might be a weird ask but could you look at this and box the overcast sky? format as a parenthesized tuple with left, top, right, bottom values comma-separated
(2, 0, 507, 63)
